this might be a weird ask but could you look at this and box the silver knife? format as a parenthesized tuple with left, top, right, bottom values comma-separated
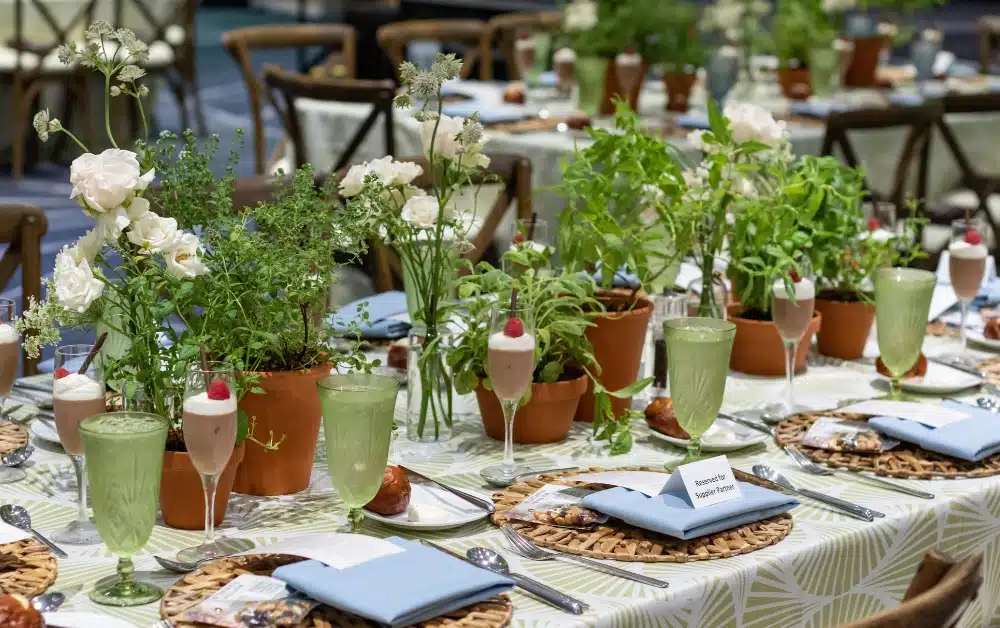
(735, 469, 881, 522)
(399, 465, 496, 514)
(927, 356, 984, 379)
(719, 412, 775, 437)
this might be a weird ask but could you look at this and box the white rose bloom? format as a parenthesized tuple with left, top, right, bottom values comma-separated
(682, 166, 712, 203)
(723, 102, 788, 148)
(127, 213, 179, 253)
(54, 247, 104, 313)
(339, 157, 424, 197)
(860, 228, 893, 243)
(71, 228, 105, 263)
(126, 196, 151, 221)
(822, 0, 855, 11)
(70, 149, 155, 215)
(564, 0, 598, 32)
(419, 115, 490, 169)
(97, 207, 130, 241)
(401, 194, 444, 229)
(165, 232, 209, 279)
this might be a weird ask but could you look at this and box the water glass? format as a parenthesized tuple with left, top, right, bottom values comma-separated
(639, 293, 688, 401)
(575, 57, 608, 116)
(81, 412, 169, 606)
(809, 47, 839, 98)
(874, 268, 936, 396)
(665, 317, 737, 463)
(318, 373, 399, 531)
(706, 51, 740, 105)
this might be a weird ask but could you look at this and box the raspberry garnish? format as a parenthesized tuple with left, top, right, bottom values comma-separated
(789, 269, 801, 283)
(54, 368, 70, 379)
(965, 230, 982, 245)
(867, 218, 880, 231)
(207, 380, 231, 400)
(504, 318, 524, 338)
(512, 232, 525, 244)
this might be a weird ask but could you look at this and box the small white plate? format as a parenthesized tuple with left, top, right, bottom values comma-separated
(30, 419, 61, 445)
(43, 612, 134, 628)
(363, 480, 490, 531)
(876, 359, 983, 394)
(967, 330, 1000, 351)
(648, 417, 769, 452)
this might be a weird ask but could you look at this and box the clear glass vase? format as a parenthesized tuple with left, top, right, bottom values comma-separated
(397, 243, 456, 325)
(406, 326, 454, 442)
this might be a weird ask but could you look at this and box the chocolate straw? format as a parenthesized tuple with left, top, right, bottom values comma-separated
(526, 212, 538, 241)
(510, 287, 518, 318)
(199, 344, 212, 388)
(77, 333, 108, 375)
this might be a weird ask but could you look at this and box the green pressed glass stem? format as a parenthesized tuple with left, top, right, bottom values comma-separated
(348, 508, 365, 532)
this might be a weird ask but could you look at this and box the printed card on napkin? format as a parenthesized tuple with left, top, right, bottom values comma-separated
(838, 400, 968, 428)
(569, 471, 671, 496)
(662, 456, 742, 508)
(0, 521, 31, 544)
(238, 533, 404, 569)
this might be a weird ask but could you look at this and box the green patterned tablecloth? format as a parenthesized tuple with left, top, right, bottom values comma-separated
(3, 333, 999, 627)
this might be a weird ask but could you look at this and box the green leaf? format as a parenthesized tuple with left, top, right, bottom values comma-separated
(605, 376, 653, 399)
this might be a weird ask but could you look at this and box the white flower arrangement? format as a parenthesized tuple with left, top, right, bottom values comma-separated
(821, 0, 856, 13)
(563, 0, 598, 32)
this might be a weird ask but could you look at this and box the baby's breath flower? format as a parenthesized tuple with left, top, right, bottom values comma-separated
(110, 85, 121, 97)
(86, 21, 113, 39)
(456, 115, 484, 151)
(138, 85, 149, 97)
(117, 64, 146, 82)
(56, 43, 76, 65)
(398, 61, 419, 84)
(431, 53, 462, 82)
(393, 92, 413, 109)
(33, 110, 50, 141)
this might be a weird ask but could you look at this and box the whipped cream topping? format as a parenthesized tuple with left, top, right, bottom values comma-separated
(615, 51, 642, 66)
(772, 276, 816, 301)
(949, 239, 988, 260)
(488, 331, 536, 352)
(183, 391, 237, 416)
(554, 48, 577, 63)
(0, 324, 17, 344)
(53, 373, 104, 400)
(515, 38, 536, 51)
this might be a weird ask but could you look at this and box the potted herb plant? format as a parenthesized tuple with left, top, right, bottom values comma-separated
(449, 246, 600, 444)
(772, 0, 838, 100)
(644, 1, 706, 112)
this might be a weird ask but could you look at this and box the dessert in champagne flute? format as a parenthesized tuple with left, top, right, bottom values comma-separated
(0, 299, 17, 424)
(480, 292, 536, 485)
(514, 32, 536, 81)
(766, 268, 815, 417)
(948, 217, 988, 352)
(614, 48, 643, 100)
(553, 47, 577, 97)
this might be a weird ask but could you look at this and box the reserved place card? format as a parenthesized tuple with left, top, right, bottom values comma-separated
(239, 533, 404, 569)
(838, 400, 968, 428)
(663, 455, 742, 508)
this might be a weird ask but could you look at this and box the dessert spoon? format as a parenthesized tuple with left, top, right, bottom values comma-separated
(751, 465, 883, 522)
(0, 505, 68, 558)
(466, 547, 587, 615)
(2, 444, 33, 467)
(480, 466, 578, 488)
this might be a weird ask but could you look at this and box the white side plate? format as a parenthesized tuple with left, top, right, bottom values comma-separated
(967, 330, 1000, 351)
(30, 420, 61, 445)
(648, 417, 769, 452)
(876, 359, 983, 394)
(43, 612, 134, 628)
(363, 480, 490, 531)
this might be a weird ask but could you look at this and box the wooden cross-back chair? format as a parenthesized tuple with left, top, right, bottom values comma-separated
(262, 65, 394, 176)
(841, 549, 982, 628)
(979, 16, 1000, 74)
(487, 11, 563, 80)
(0, 205, 48, 376)
(223, 24, 358, 175)
(2, 0, 96, 179)
(376, 19, 492, 82)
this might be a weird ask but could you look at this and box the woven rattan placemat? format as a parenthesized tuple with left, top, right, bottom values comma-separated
(490, 467, 793, 564)
(978, 356, 1000, 388)
(775, 412, 1000, 479)
(485, 117, 563, 134)
(160, 554, 513, 628)
(926, 321, 960, 338)
(0, 539, 57, 599)
(0, 423, 28, 456)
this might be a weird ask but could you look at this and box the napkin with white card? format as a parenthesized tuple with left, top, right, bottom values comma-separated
(862, 400, 1000, 462)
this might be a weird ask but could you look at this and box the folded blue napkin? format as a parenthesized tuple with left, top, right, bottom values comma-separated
(272, 537, 513, 627)
(789, 100, 856, 119)
(582, 482, 798, 540)
(535, 71, 559, 88)
(585, 266, 640, 289)
(441, 101, 528, 123)
(329, 291, 410, 340)
(889, 92, 926, 106)
(947, 62, 978, 78)
(676, 113, 710, 130)
(868, 400, 1000, 462)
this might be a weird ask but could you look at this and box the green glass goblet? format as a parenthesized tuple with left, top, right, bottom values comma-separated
(874, 267, 936, 398)
(575, 56, 608, 116)
(80, 412, 169, 606)
(318, 373, 399, 531)
(665, 317, 737, 464)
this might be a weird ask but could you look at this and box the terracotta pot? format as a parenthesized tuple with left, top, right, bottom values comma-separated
(600, 59, 648, 116)
(233, 363, 333, 496)
(728, 306, 822, 376)
(843, 36, 886, 88)
(476, 374, 588, 444)
(814, 293, 875, 360)
(160, 445, 245, 530)
(663, 73, 697, 112)
(778, 67, 812, 100)
(576, 290, 653, 422)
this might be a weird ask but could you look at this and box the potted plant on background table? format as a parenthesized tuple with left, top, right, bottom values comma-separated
(700, 0, 773, 100)
(771, 0, 838, 100)
(643, 0, 706, 113)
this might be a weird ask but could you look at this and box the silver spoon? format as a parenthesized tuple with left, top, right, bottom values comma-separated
(2, 445, 33, 467)
(480, 466, 578, 488)
(0, 505, 68, 558)
(154, 554, 226, 573)
(466, 547, 587, 615)
(752, 465, 883, 522)
(977, 397, 1000, 412)
(31, 591, 65, 613)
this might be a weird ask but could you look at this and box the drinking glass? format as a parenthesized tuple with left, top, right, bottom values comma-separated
(809, 47, 839, 98)
(665, 317, 736, 463)
(81, 412, 168, 606)
(949, 217, 988, 354)
(51, 344, 105, 544)
(875, 267, 936, 397)
(575, 57, 608, 116)
(514, 32, 537, 82)
(765, 263, 816, 418)
(176, 362, 238, 563)
(706, 51, 740, 105)
(480, 300, 536, 485)
(510, 217, 549, 251)
(0, 298, 16, 426)
(318, 373, 399, 531)
(639, 293, 688, 403)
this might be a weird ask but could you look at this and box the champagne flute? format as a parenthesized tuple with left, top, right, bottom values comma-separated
(665, 317, 736, 463)
(765, 263, 816, 418)
(81, 412, 168, 606)
(874, 267, 936, 398)
(51, 344, 105, 544)
(0, 298, 16, 426)
(514, 31, 536, 82)
(176, 362, 238, 563)
(480, 296, 536, 485)
(318, 373, 399, 532)
(948, 217, 988, 354)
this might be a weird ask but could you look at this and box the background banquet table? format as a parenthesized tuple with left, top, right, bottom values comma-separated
(3, 331, 999, 627)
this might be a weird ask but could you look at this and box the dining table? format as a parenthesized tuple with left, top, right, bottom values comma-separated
(3, 317, 999, 627)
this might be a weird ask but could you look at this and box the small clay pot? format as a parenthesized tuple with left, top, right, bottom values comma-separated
(844, 35, 886, 88)
(160, 444, 244, 530)
(476, 374, 588, 444)
(600, 59, 648, 116)
(814, 292, 875, 360)
(663, 73, 697, 113)
(728, 306, 822, 376)
(778, 67, 812, 100)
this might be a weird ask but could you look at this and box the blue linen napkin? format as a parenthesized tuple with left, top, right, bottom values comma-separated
(676, 113, 710, 130)
(272, 537, 513, 627)
(789, 99, 856, 119)
(535, 71, 559, 88)
(440, 101, 528, 123)
(868, 400, 1000, 462)
(328, 291, 409, 340)
(581, 482, 798, 540)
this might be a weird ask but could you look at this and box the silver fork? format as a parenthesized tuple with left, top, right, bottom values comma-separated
(499, 524, 668, 588)
(152, 621, 175, 628)
(784, 446, 934, 499)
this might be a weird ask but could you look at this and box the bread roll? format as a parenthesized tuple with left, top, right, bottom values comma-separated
(365, 465, 411, 515)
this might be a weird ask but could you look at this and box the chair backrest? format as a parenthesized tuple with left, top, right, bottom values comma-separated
(376, 19, 491, 82)
(979, 16, 1000, 74)
(841, 549, 983, 628)
(222, 24, 358, 174)
(820, 102, 939, 216)
(94, 0, 191, 50)
(487, 11, 563, 80)
(0, 205, 48, 376)
(937, 92, 1000, 193)
(3, 0, 95, 71)
(263, 65, 395, 175)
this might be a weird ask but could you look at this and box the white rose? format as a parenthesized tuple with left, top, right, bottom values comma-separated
(97, 207, 130, 240)
(564, 0, 598, 32)
(822, 0, 855, 12)
(54, 247, 104, 313)
(165, 232, 209, 279)
(70, 228, 105, 264)
(127, 213, 178, 253)
(127, 196, 151, 221)
(70, 149, 155, 214)
(723, 102, 788, 148)
(339, 157, 423, 197)
(401, 194, 444, 229)
(419, 115, 490, 169)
